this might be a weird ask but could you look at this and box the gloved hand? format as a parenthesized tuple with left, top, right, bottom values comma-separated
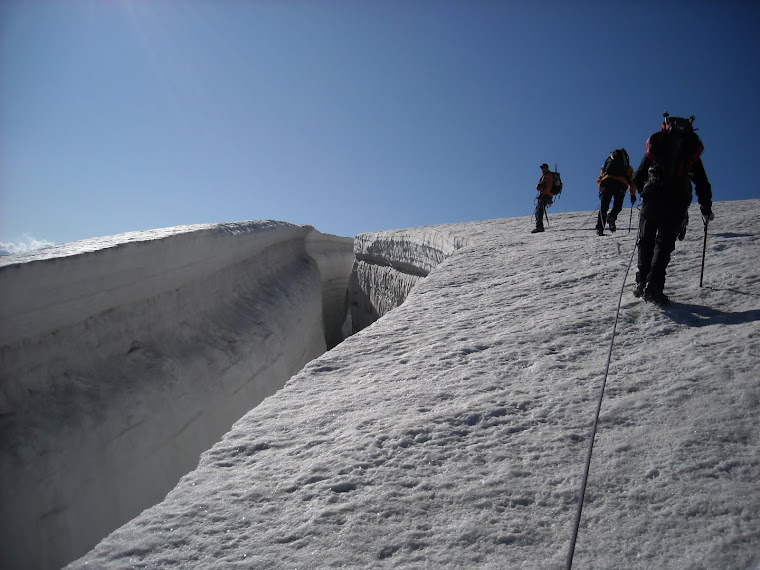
(700, 202, 714, 221)
(630, 194, 637, 205)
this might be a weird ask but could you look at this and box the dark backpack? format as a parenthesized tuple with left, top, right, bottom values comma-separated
(602, 148, 630, 178)
(550, 170, 563, 196)
(646, 113, 704, 179)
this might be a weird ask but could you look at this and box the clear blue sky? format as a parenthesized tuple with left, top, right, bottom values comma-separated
(2, 0, 758, 248)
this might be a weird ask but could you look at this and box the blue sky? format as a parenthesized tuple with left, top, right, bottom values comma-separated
(2, 0, 758, 248)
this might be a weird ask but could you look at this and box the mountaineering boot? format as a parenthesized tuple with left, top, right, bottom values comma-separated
(531, 227, 545, 233)
(644, 287, 669, 306)
(632, 283, 645, 298)
(596, 227, 604, 236)
(608, 218, 617, 233)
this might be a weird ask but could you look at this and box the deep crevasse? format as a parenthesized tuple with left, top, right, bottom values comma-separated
(0, 221, 354, 570)
(0, 219, 473, 570)
(346, 227, 470, 334)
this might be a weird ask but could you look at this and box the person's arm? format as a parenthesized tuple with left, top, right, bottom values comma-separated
(691, 158, 713, 218)
(633, 152, 651, 193)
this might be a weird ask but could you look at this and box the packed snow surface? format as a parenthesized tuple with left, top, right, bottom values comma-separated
(67, 200, 759, 569)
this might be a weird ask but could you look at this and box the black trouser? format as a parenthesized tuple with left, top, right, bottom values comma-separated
(534, 194, 553, 228)
(636, 195, 687, 293)
(597, 184, 626, 231)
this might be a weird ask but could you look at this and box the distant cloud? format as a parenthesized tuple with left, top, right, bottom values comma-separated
(0, 234, 55, 256)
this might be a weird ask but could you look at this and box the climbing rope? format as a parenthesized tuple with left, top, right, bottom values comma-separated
(578, 207, 600, 230)
(565, 226, 640, 569)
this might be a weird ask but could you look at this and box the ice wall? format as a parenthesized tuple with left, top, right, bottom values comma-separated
(345, 227, 469, 333)
(0, 221, 354, 570)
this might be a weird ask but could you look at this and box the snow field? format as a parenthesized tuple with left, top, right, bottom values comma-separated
(70, 200, 759, 569)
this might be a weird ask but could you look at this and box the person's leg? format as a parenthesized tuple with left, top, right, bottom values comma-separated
(534, 200, 544, 230)
(607, 189, 625, 231)
(636, 199, 659, 294)
(647, 205, 684, 295)
(597, 189, 613, 234)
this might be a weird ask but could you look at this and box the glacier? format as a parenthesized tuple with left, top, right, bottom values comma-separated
(2, 202, 759, 570)
(345, 227, 470, 334)
(0, 217, 469, 570)
(0, 221, 358, 569)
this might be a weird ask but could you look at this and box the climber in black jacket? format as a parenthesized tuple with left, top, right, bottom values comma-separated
(632, 113, 713, 306)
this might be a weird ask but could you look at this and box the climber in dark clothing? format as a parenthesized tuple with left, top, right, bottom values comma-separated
(632, 113, 713, 306)
(532, 163, 554, 233)
(596, 149, 637, 235)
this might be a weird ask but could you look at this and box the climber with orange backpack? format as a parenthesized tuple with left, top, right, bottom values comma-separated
(532, 163, 563, 233)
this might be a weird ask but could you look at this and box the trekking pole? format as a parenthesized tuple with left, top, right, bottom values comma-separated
(699, 216, 709, 287)
(544, 209, 550, 228)
(628, 205, 634, 233)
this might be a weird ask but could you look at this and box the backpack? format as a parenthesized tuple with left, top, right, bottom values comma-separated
(550, 170, 563, 196)
(646, 113, 704, 179)
(602, 148, 630, 178)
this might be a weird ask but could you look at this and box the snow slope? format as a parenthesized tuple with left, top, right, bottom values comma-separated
(67, 200, 759, 569)
(0, 222, 354, 570)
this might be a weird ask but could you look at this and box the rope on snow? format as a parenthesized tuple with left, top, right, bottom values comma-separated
(565, 225, 640, 569)
(578, 207, 600, 231)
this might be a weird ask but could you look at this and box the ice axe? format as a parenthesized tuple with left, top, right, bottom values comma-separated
(699, 214, 710, 287)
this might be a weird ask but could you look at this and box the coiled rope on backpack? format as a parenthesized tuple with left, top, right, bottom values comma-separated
(565, 225, 640, 569)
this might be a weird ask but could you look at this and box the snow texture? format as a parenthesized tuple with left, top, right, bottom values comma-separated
(5, 201, 760, 569)
(0, 221, 354, 570)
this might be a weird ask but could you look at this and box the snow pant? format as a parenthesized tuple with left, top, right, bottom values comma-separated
(597, 183, 627, 232)
(636, 195, 688, 293)
(534, 194, 553, 229)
